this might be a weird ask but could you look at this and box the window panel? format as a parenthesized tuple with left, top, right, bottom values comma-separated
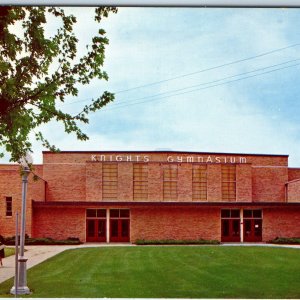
(102, 163, 118, 200)
(192, 165, 207, 201)
(133, 164, 148, 200)
(163, 165, 178, 201)
(222, 165, 236, 201)
(6, 197, 12, 217)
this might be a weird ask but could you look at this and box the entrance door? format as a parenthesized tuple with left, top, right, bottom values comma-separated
(221, 219, 240, 242)
(243, 210, 262, 242)
(110, 209, 130, 242)
(86, 219, 106, 242)
(221, 209, 240, 242)
(86, 209, 107, 242)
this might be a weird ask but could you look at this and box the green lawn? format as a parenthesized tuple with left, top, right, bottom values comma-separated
(4, 247, 15, 258)
(0, 246, 299, 298)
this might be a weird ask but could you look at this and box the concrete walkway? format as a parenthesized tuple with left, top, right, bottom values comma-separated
(0, 243, 133, 284)
(0, 243, 299, 284)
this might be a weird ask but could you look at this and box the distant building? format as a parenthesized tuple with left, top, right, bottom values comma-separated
(0, 151, 300, 243)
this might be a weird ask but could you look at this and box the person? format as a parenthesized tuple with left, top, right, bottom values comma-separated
(0, 242, 5, 266)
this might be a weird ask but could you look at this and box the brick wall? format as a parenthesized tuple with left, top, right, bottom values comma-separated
(263, 207, 300, 241)
(0, 166, 44, 237)
(44, 163, 86, 201)
(130, 207, 220, 241)
(288, 168, 300, 181)
(32, 207, 86, 241)
(252, 167, 287, 202)
(287, 180, 300, 202)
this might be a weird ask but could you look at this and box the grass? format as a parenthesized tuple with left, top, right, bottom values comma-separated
(4, 247, 15, 258)
(0, 246, 299, 298)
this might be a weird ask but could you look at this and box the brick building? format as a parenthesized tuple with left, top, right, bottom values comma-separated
(0, 151, 300, 243)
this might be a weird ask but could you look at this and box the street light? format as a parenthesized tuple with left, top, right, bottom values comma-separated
(11, 153, 33, 295)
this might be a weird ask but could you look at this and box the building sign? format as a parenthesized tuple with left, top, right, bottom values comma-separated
(90, 154, 247, 164)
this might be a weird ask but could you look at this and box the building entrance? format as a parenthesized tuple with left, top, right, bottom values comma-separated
(110, 209, 130, 242)
(243, 210, 262, 242)
(221, 209, 240, 242)
(86, 209, 106, 242)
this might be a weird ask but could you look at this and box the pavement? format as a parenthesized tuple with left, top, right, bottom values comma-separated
(0, 242, 299, 284)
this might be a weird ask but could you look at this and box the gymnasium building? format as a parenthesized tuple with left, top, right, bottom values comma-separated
(0, 150, 300, 243)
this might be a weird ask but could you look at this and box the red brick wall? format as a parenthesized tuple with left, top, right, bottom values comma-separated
(130, 207, 220, 241)
(263, 208, 300, 241)
(287, 180, 300, 202)
(288, 168, 300, 181)
(32, 207, 86, 241)
(44, 163, 86, 201)
(207, 164, 222, 201)
(86, 162, 102, 201)
(0, 166, 44, 237)
(236, 164, 252, 202)
(252, 167, 288, 202)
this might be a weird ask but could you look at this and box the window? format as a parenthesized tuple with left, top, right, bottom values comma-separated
(133, 164, 148, 200)
(192, 165, 207, 201)
(86, 209, 106, 218)
(110, 209, 130, 218)
(163, 164, 177, 201)
(221, 209, 240, 218)
(222, 165, 236, 201)
(102, 163, 118, 200)
(243, 209, 262, 219)
(6, 197, 12, 217)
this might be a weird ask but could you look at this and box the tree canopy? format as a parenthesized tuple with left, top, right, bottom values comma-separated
(0, 6, 117, 162)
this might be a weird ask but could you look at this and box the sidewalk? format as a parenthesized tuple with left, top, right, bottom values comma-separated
(0, 243, 132, 284)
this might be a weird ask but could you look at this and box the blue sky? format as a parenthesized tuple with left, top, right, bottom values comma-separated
(4, 7, 300, 166)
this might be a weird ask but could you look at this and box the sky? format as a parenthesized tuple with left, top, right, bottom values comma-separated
(3, 7, 300, 166)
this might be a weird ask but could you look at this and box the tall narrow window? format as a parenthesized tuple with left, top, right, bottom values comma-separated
(222, 165, 236, 201)
(6, 197, 12, 217)
(133, 164, 148, 201)
(193, 165, 207, 201)
(163, 164, 177, 201)
(102, 163, 118, 200)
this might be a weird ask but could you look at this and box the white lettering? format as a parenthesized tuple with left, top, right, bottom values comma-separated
(126, 155, 132, 162)
(116, 155, 122, 161)
(136, 155, 141, 162)
(187, 156, 194, 163)
(99, 155, 106, 162)
(177, 156, 183, 162)
(240, 157, 247, 163)
(198, 156, 204, 163)
(91, 155, 97, 161)
(167, 156, 173, 162)
(215, 156, 221, 163)
(206, 156, 213, 163)
(143, 156, 150, 162)
(230, 157, 236, 163)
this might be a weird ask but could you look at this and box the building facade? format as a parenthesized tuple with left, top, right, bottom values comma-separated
(1, 151, 300, 243)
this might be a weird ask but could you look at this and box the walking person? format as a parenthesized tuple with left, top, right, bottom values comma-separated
(0, 242, 5, 266)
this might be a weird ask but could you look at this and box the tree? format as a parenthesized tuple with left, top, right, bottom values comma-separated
(0, 6, 117, 163)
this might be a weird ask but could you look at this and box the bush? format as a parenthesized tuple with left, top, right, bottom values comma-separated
(0, 235, 82, 245)
(268, 237, 300, 244)
(135, 239, 220, 245)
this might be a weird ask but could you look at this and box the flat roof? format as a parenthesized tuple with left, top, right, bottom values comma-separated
(42, 150, 289, 157)
(32, 201, 300, 208)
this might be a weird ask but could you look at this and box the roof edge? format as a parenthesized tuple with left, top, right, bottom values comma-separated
(42, 150, 289, 157)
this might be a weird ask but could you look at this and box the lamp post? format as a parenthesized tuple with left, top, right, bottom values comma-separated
(11, 153, 32, 295)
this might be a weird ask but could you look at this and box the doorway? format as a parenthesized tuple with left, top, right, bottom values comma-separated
(86, 209, 106, 242)
(243, 210, 262, 242)
(110, 209, 130, 242)
(221, 209, 240, 242)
